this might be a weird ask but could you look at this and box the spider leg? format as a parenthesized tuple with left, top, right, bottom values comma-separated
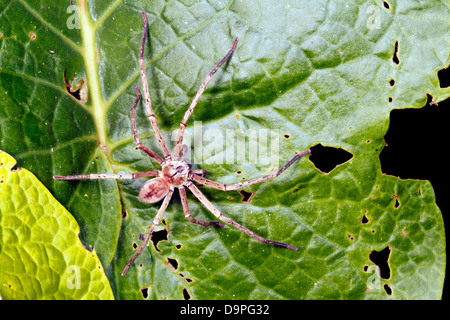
(190, 169, 206, 176)
(179, 186, 225, 229)
(53, 171, 159, 180)
(186, 182, 298, 251)
(173, 37, 238, 158)
(122, 187, 174, 276)
(131, 86, 164, 165)
(190, 150, 311, 191)
(139, 11, 171, 158)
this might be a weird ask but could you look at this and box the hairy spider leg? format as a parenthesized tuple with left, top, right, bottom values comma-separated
(190, 150, 311, 191)
(139, 10, 170, 158)
(173, 37, 238, 158)
(121, 187, 174, 276)
(53, 171, 159, 180)
(187, 182, 298, 251)
(179, 186, 225, 228)
(130, 86, 164, 164)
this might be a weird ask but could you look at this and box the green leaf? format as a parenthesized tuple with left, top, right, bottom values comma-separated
(0, 0, 447, 299)
(0, 150, 113, 299)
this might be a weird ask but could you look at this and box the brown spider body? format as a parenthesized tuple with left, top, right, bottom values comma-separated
(54, 10, 311, 276)
(161, 159, 190, 187)
(139, 159, 189, 203)
(138, 177, 170, 204)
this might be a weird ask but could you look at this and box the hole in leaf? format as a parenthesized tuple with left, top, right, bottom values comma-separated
(388, 96, 393, 103)
(183, 288, 191, 300)
(438, 65, 450, 88)
(176, 244, 182, 249)
(179, 273, 193, 283)
(363, 265, 369, 272)
(240, 190, 255, 204)
(369, 246, 391, 280)
(132, 242, 138, 249)
(384, 284, 392, 296)
(379, 99, 448, 216)
(283, 134, 290, 140)
(236, 170, 242, 174)
(141, 287, 149, 299)
(392, 194, 400, 208)
(167, 257, 178, 270)
(63, 69, 88, 103)
(151, 228, 168, 252)
(392, 41, 399, 64)
(361, 212, 369, 224)
(122, 208, 127, 219)
(389, 79, 395, 86)
(383, 1, 390, 10)
(309, 144, 353, 173)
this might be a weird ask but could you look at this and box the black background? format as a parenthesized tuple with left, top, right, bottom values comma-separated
(380, 67, 449, 301)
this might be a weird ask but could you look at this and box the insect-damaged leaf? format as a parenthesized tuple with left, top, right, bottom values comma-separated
(0, 0, 448, 299)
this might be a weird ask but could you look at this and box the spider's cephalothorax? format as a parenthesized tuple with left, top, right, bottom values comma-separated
(54, 10, 311, 276)
(161, 160, 190, 187)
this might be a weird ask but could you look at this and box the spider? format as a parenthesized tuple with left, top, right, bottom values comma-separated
(54, 11, 311, 276)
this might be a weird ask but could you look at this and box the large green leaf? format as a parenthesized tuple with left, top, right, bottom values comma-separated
(0, 0, 447, 299)
(0, 150, 113, 299)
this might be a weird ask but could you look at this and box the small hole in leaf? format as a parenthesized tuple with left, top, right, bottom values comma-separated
(393, 194, 400, 208)
(240, 190, 255, 204)
(384, 284, 392, 296)
(438, 65, 450, 88)
(236, 170, 242, 174)
(63, 69, 88, 103)
(388, 97, 393, 103)
(389, 79, 395, 86)
(283, 134, 290, 140)
(383, 1, 390, 10)
(183, 288, 191, 300)
(309, 143, 353, 174)
(176, 244, 182, 249)
(151, 228, 168, 252)
(167, 257, 178, 270)
(179, 273, 193, 283)
(122, 209, 127, 219)
(361, 212, 369, 224)
(369, 246, 391, 280)
(132, 242, 138, 249)
(363, 265, 369, 272)
(141, 287, 149, 299)
(392, 41, 399, 65)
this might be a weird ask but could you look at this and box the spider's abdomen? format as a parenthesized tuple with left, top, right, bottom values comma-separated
(161, 160, 190, 187)
(139, 177, 170, 204)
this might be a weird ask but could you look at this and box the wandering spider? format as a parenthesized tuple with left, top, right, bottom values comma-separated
(54, 11, 311, 276)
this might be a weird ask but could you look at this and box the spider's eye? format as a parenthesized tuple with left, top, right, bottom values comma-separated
(138, 177, 169, 204)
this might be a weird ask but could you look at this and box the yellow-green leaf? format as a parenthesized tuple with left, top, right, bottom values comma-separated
(0, 150, 113, 300)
